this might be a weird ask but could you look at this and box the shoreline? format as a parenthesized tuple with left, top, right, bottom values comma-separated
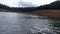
(0, 9, 60, 19)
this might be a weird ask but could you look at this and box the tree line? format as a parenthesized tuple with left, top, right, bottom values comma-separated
(0, 1, 59, 12)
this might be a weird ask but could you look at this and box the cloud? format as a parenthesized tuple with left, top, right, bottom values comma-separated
(18, 0, 56, 7)
(0, 0, 19, 7)
(18, 1, 36, 7)
(0, 0, 56, 7)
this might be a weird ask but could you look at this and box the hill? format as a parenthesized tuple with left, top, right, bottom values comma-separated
(36, 1, 59, 10)
(0, 1, 59, 12)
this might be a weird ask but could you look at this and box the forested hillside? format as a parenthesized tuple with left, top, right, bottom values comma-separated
(0, 1, 59, 12)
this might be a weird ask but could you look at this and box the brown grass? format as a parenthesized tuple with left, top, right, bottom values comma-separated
(0, 9, 60, 19)
(28, 10, 60, 19)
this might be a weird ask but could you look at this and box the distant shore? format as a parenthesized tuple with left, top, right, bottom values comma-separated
(0, 9, 60, 19)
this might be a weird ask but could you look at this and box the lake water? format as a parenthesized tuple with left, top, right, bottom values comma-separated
(0, 12, 60, 34)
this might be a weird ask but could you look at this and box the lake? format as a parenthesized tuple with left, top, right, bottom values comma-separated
(0, 12, 60, 34)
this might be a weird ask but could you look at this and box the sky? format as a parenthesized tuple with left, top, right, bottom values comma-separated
(0, 0, 56, 7)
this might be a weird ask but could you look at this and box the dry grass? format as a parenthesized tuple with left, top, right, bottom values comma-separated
(29, 10, 60, 19)
(0, 9, 60, 19)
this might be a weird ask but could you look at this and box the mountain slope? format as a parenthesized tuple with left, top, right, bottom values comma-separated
(36, 1, 59, 10)
(0, 1, 59, 12)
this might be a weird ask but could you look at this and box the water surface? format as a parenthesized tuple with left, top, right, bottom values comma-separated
(0, 12, 60, 34)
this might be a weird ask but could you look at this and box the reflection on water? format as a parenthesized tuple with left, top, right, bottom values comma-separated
(0, 12, 60, 34)
(49, 20, 60, 34)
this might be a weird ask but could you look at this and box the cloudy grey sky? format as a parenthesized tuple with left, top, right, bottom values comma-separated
(0, 0, 56, 7)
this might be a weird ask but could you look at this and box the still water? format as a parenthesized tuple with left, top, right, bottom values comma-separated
(0, 12, 60, 34)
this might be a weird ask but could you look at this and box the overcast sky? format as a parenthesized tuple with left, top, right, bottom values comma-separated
(0, 0, 56, 7)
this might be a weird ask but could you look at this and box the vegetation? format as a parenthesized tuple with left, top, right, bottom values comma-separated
(0, 1, 59, 12)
